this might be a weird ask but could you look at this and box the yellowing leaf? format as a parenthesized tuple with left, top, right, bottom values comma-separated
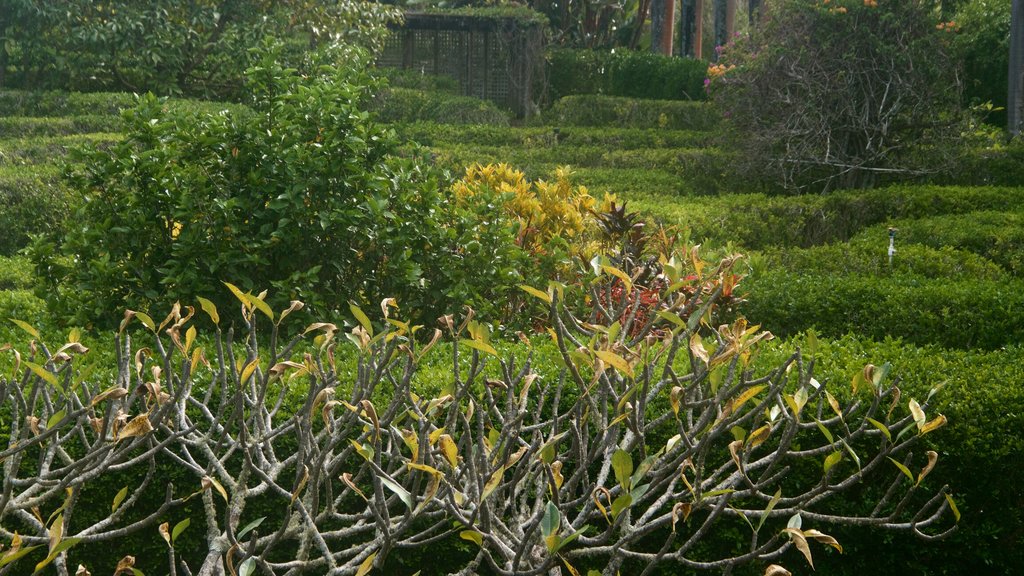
(909, 399, 926, 427)
(116, 414, 153, 441)
(439, 434, 459, 468)
(823, 451, 843, 475)
(239, 358, 259, 385)
(945, 493, 961, 522)
(594, 350, 633, 378)
(519, 284, 552, 304)
(919, 414, 947, 436)
(482, 466, 505, 501)
(196, 297, 219, 325)
(460, 530, 483, 546)
(888, 457, 914, 483)
(349, 302, 374, 337)
(202, 476, 228, 503)
(111, 486, 128, 513)
(918, 451, 939, 486)
(9, 319, 39, 339)
(460, 338, 498, 357)
(689, 334, 709, 365)
(782, 527, 813, 569)
(355, 551, 376, 576)
(23, 361, 57, 386)
(722, 385, 767, 421)
(601, 265, 633, 292)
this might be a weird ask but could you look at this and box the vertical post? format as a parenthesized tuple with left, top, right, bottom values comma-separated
(694, 0, 704, 60)
(679, 0, 696, 57)
(402, 29, 414, 69)
(483, 30, 491, 103)
(726, 0, 736, 40)
(433, 29, 440, 75)
(1010, 0, 1024, 136)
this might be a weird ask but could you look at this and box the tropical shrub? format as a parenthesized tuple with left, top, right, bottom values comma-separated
(954, 0, 1012, 125)
(29, 47, 463, 327)
(711, 0, 968, 192)
(0, 247, 959, 575)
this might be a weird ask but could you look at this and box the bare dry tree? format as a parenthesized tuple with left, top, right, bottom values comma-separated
(1, 248, 957, 576)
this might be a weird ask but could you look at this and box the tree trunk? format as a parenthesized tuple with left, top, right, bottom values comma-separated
(694, 0, 704, 59)
(1010, 0, 1024, 135)
(651, 0, 676, 55)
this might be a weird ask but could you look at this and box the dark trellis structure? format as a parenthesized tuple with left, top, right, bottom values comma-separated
(379, 12, 546, 117)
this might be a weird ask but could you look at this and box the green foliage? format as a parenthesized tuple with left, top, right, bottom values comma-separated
(547, 48, 709, 102)
(0, 164, 69, 255)
(0, 256, 34, 290)
(32, 47, 459, 326)
(852, 211, 1024, 275)
(640, 185, 1024, 250)
(0, 289, 46, 321)
(370, 87, 511, 125)
(954, 0, 1012, 126)
(0, 134, 122, 166)
(952, 139, 1024, 186)
(394, 122, 714, 150)
(740, 270, 1024, 349)
(377, 69, 461, 94)
(547, 95, 718, 130)
(712, 0, 967, 192)
(0, 0, 402, 98)
(0, 115, 123, 138)
(0, 90, 138, 116)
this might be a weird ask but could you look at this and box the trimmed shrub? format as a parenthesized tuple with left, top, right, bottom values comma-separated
(0, 255, 34, 290)
(0, 115, 124, 138)
(0, 164, 69, 255)
(754, 241, 1008, 281)
(740, 270, 1024, 349)
(370, 87, 511, 125)
(377, 68, 461, 93)
(547, 94, 718, 130)
(641, 185, 1024, 250)
(394, 122, 713, 150)
(0, 133, 122, 166)
(547, 48, 708, 102)
(852, 211, 1024, 275)
(951, 140, 1024, 186)
(0, 90, 138, 116)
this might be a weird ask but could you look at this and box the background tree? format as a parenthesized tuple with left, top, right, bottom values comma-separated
(1010, 0, 1024, 134)
(710, 0, 968, 192)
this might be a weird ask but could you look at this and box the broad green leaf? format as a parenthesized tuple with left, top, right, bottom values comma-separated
(601, 265, 633, 292)
(611, 450, 633, 491)
(702, 489, 736, 500)
(9, 319, 39, 339)
(866, 417, 892, 442)
(379, 474, 414, 509)
(33, 538, 82, 574)
(171, 518, 190, 544)
(46, 410, 66, 430)
(135, 312, 156, 332)
(111, 486, 128, 513)
(815, 419, 834, 444)
(519, 284, 552, 304)
(756, 489, 782, 533)
(823, 451, 842, 474)
(888, 457, 914, 482)
(196, 297, 219, 325)
(238, 557, 256, 576)
(610, 493, 632, 519)
(23, 361, 57, 386)
(460, 530, 483, 546)
(551, 529, 583, 554)
(349, 302, 373, 337)
(0, 545, 40, 569)
(542, 501, 560, 538)
(460, 338, 498, 357)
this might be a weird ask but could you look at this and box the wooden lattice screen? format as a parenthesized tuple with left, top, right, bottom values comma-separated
(378, 12, 546, 117)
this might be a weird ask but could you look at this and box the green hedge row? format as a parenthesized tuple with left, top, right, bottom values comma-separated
(753, 335, 1024, 575)
(0, 256, 34, 290)
(0, 115, 125, 138)
(0, 165, 70, 255)
(740, 270, 1024, 349)
(851, 211, 1024, 276)
(754, 241, 1009, 281)
(0, 90, 138, 116)
(547, 48, 708, 102)
(370, 87, 511, 125)
(546, 94, 718, 130)
(378, 68, 461, 94)
(949, 142, 1024, 187)
(394, 122, 714, 150)
(640, 185, 1024, 250)
(0, 133, 122, 166)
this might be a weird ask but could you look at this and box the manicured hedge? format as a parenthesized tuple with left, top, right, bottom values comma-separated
(370, 87, 511, 125)
(950, 142, 1024, 187)
(852, 211, 1024, 275)
(753, 335, 1024, 575)
(546, 94, 718, 130)
(755, 241, 1009, 281)
(0, 115, 125, 138)
(0, 256, 34, 290)
(640, 185, 1024, 250)
(0, 133, 122, 166)
(0, 90, 138, 116)
(740, 270, 1024, 349)
(378, 68, 461, 94)
(547, 48, 708, 102)
(394, 122, 713, 150)
(0, 165, 70, 255)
